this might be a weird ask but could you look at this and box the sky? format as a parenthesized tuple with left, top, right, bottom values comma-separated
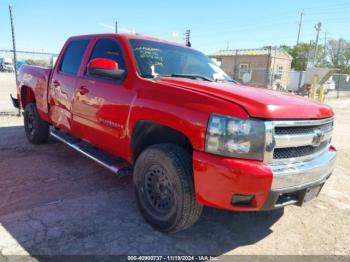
(1, 0, 350, 55)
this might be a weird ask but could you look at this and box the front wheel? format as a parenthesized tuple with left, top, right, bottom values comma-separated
(133, 144, 203, 233)
(24, 103, 49, 144)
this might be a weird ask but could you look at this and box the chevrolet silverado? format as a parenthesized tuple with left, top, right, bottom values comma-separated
(11, 34, 336, 232)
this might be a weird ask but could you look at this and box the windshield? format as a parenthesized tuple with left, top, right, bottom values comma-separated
(129, 39, 231, 82)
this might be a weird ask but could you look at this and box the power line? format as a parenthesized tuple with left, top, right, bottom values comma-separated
(301, 2, 350, 12)
(191, 21, 298, 38)
(192, 15, 349, 38)
(187, 2, 350, 28)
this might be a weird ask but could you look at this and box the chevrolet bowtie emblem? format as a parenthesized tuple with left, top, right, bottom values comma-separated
(311, 129, 325, 147)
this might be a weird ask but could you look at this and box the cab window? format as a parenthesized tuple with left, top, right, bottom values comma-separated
(60, 39, 89, 75)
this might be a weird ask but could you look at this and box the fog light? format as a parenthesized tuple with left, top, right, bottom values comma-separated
(231, 194, 254, 206)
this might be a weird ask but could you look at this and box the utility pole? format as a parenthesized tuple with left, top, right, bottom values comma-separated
(307, 40, 313, 68)
(265, 46, 272, 88)
(313, 22, 322, 65)
(323, 31, 327, 63)
(296, 10, 303, 46)
(9, 5, 20, 115)
(115, 21, 118, 33)
(270, 47, 277, 88)
(9, 5, 17, 82)
(233, 49, 238, 79)
(185, 29, 191, 47)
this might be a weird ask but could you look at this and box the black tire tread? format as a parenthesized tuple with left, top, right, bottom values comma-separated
(24, 103, 49, 144)
(134, 144, 203, 233)
(162, 144, 203, 232)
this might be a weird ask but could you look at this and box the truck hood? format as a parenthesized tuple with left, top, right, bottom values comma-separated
(158, 78, 334, 119)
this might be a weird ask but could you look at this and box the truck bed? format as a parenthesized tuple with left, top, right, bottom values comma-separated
(18, 64, 52, 118)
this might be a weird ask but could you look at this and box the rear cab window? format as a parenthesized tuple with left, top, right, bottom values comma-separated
(60, 39, 89, 75)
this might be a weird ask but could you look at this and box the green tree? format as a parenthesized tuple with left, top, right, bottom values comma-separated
(281, 39, 350, 73)
(327, 38, 350, 73)
(280, 43, 324, 71)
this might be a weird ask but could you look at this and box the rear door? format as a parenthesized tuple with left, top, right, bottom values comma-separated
(49, 39, 89, 132)
(73, 37, 133, 158)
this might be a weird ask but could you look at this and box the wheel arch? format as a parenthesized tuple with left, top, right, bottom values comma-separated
(20, 85, 36, 109)
(19, 84, 50, 122)
(130, 120, 194, 163)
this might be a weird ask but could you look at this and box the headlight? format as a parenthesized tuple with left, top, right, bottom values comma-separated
(205, 114, 265, 160)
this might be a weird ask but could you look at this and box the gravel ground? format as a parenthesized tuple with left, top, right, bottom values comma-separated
(0, 98, 349, 258)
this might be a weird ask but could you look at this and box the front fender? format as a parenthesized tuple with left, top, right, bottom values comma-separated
(126, 80, 249, 158)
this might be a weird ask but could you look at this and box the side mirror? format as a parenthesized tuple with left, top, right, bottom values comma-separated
(87, 58, 125, 80)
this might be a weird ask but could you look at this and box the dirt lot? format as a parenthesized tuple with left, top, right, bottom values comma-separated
(0, 98, 349, 257)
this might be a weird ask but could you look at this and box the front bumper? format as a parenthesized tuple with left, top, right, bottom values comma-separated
(193, 148, 336, 211)
(269, 150, 336, 191)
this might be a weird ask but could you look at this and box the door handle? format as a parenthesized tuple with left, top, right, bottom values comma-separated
(52, 80, 60, 88)
(78, 86, 89, 95)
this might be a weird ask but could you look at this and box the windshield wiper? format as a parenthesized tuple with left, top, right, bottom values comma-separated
(215, 79, 239, 84)
(140, 74, 156, 79)
(158, 73, 213, 82)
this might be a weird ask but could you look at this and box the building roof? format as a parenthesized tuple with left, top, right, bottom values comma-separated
(210, 48, 292, 60)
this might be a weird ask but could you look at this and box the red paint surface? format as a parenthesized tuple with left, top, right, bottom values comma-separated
(193, 151, 273, 210)
(16, 33, 335, 210)
(88, 58, 119, 71)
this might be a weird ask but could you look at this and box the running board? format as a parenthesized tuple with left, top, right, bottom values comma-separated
(50, 129, 132, 177)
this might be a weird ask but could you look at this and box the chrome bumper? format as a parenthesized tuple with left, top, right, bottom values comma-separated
(269, 149, 336, 190)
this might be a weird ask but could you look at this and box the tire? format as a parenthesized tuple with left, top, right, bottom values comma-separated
(24, 103, 49, 144)
(133, 144, 203, 233)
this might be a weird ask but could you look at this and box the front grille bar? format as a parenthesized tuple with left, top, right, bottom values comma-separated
(274, 130, 332, 148)
(264, 117, 334, 164)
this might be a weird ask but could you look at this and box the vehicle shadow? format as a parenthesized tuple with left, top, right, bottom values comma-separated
(0, 125, 283, 256)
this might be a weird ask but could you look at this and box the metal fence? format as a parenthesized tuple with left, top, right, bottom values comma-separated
(0, 49, 57, 71)
(0, 50, 58, 114)
(231, 64, 350, 99)
(333, 74, 350, 91)
(231, 67, 291, 91)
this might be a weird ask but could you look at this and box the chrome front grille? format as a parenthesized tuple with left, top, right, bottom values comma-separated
(264, 118, 334, 164)
(273, 140, 329, 159)
(274, 122, 333, 135)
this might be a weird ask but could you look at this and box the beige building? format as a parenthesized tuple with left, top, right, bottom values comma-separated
(210, 48, 292, 89)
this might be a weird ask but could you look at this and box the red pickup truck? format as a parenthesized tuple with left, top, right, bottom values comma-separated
(12, 33, 336, 232)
